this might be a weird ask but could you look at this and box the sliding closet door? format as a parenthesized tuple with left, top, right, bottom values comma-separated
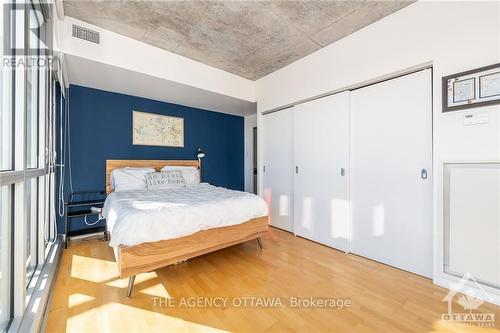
(350, 69, 432, 277)
(262, 108, 294, 232)
(294, 92, 350, 251)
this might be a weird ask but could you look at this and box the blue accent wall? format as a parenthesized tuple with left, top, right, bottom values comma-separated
(58, 84, 244, 233)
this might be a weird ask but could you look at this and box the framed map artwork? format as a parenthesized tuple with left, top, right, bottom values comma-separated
(132, 111, 184, 147)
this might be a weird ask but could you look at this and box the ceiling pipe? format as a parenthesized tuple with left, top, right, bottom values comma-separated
(52, 53, 69, 97)
(60, 54, 70, 89)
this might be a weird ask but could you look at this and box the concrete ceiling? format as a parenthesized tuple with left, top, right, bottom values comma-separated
(64, 0, 414, 80)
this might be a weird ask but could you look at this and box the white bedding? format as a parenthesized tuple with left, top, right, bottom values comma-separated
(102, 183, 268, 247)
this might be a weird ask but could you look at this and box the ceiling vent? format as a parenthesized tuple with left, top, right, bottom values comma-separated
(72, 24, 100, 44)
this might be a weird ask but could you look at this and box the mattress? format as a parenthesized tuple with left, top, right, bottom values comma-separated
(102, 183, 268, 247)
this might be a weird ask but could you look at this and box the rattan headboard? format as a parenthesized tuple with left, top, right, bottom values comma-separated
(105, 159, 200, 194)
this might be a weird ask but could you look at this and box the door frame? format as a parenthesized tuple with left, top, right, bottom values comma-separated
(252, 126, 257, 194)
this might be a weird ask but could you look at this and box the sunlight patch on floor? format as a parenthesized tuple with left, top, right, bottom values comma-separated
(70, 254, 118, 282)
(138, 282, 170, 298)
(105, 272, 162, 290)
(68, 293, 95, 308)
(65, 302, 229, 333)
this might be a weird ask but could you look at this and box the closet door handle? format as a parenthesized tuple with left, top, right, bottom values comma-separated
(296, 166, 299, 174)
(340, 168, 345, 176)
(421, 168, 428, 180)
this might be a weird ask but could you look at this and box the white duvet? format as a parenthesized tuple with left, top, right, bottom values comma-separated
(102, 183, 268, 247)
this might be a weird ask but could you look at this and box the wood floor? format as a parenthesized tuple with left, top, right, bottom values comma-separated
(46, 228, 500, 333)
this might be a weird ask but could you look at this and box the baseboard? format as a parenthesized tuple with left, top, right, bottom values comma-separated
(433, 275, 500, 307)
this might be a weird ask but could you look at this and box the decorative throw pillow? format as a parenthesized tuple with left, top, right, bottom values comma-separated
(160, 166, 201, 185)
(145, 170, 185, 189)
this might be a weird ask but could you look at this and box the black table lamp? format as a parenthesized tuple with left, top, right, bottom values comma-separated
(196, 148, 205, 181)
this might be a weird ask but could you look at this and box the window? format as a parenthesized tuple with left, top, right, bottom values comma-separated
(0, 0, 13, 171)
(0, 1, 57, 330)
(26, 4, 40, 169)
(26, 68, 38, 169)
(26, 178, 38, 285)
(45, 80, 57, 247)
(0, 3, 14, 329)
(0, 186, 12, 331)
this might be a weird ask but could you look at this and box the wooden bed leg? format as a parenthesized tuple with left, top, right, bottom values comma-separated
(127, 275, 136, 298)
(257, 237, 263, 250)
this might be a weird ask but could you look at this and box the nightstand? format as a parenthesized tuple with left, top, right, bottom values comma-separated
(64, 191, 107, 248)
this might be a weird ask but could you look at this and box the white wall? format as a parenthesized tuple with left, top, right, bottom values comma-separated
(244, 114, 257, 193)
(64, 54, 256, 116)
(255, 1, 500, 303)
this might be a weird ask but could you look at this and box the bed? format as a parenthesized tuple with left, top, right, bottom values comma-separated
(102, 159, 269, 297)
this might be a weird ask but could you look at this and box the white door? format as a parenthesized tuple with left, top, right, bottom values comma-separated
(350, 69, 432, 277)
(294, 92, 350, 251)
(262, 108, 294, 232)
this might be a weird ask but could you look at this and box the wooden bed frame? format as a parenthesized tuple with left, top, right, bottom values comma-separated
(105, 159, 269, 297)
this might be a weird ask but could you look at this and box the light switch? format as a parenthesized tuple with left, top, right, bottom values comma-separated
(463, 112, 489, 126)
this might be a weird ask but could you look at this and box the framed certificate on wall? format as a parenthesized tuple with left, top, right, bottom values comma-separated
(453, 78, 475, 103)
(443, 63, 500, 112)
(479, 71, 500, 99)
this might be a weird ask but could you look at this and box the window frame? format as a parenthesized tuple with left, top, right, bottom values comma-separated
(0, 0, 15, 173)
(0, 185, 14, 332)
(25, 1, 40, 170)
(0, 1, 57, 330)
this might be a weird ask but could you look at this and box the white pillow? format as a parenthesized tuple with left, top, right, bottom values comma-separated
(145, 170, 185, 189)
(111, 167, 154, 192)
(160, 166, 200, 185)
